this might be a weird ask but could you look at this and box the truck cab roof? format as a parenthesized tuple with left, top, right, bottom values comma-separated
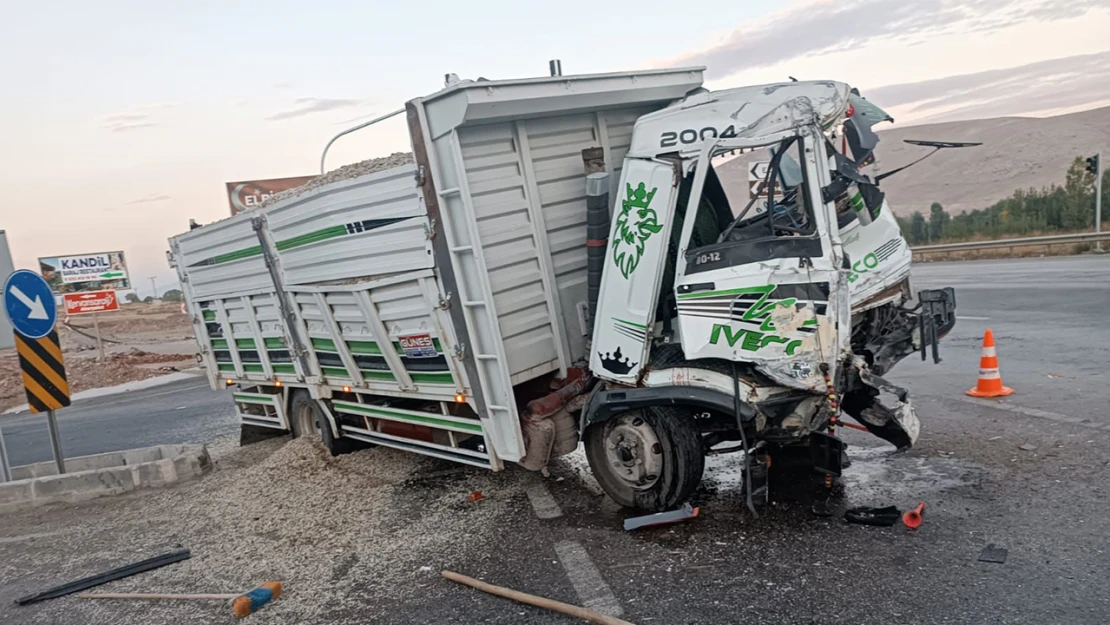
(627, 80, 852, 158)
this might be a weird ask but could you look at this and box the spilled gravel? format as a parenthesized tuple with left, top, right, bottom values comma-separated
(257, 152, 414, 210)
(0, 436, 519, 624)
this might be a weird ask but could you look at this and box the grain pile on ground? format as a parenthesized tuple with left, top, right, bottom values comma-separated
(0, 437, 520, 624)
(0, 301, 197, 411)
(258, 152, 414, 209)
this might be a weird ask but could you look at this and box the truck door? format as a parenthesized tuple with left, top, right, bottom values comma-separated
(672, 130, 850, 390)
(590, 158, 680, 385)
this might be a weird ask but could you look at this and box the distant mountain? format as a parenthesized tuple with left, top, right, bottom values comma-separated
(715, 105, 1110, 216)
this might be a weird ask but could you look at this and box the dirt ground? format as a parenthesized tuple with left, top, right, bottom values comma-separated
(0, 302, 196, 411)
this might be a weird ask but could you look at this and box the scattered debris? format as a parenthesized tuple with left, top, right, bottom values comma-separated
(442, 570, 635, 625)
(80, 581, 283, 619)
(15, 549, 192, 605)
(467, 491, 486, 503)
(844, 506, 901, 527)
(902, 502, 927, 529)
(1019, 443, 1038, 452)
(988, 436, 1002, 441)
(623, 503, 699, 531)
(978, 543, 1009, 564)
(1046, 373, 1064, 379)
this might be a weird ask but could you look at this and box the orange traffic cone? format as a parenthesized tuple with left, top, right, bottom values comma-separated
(966, 328, 1013, 398)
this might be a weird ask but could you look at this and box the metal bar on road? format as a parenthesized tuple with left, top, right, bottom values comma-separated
(47, 409, 65, 474)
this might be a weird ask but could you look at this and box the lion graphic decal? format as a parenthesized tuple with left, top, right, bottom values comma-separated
(612, 182, 663, 279)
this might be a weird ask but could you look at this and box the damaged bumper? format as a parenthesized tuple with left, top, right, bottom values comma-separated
(841, 356, 920, 449)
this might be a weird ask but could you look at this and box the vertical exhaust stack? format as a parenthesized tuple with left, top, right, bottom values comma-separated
(549, 59, 563, 77)
(585, 172, 610, 334)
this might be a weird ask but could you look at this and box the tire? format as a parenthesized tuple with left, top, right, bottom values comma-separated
(289, 391, 361, 457)
(584, 406, 705, 512)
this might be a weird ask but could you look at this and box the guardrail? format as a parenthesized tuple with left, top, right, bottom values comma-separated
(911, 231, 1110, 258)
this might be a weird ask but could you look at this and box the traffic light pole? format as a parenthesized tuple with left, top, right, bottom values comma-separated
(1096, 151, 1103, 252)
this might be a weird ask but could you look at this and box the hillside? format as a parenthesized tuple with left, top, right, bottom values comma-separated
(716, 105, 1110, 216)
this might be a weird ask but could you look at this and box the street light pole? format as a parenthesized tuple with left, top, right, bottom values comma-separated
(149, 276, 158, 300)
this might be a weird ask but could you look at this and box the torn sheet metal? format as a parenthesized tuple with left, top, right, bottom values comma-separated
(842, 356, 920, 449)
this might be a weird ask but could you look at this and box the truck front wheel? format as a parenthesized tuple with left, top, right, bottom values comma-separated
(584, 407, 704, 512)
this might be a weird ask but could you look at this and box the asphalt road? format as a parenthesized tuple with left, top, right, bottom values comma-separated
(2, 255, 1109, 624)
(0, 376, 237, 467)
(890, 254, 1110, 423)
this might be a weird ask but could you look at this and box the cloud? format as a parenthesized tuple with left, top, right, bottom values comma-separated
(272, 81, 295, 90)
(265, 97, 363, 121)
(671, 0, 1104, 79)
(126, 193, 171, 205)
(97, 103, 177, 132)
(866, 51, 1110, 123)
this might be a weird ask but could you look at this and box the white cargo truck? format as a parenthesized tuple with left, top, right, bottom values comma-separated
(170, 68, 957, 511)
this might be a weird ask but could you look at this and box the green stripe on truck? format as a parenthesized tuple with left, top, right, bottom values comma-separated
(335, 402, 482, 433)
(275, 225, 348, 251)
(312, 337, 337, 351)
(410, 372, 454, 384)
(234, 393, 277, 403)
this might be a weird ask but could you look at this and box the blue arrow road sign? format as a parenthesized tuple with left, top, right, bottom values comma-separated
(3, 270, 57, 339)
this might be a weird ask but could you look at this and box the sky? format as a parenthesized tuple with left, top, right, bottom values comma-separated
(1, 0, 1108, 296)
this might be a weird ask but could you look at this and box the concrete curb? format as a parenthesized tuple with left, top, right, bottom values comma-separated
(0, 444, 212, 514)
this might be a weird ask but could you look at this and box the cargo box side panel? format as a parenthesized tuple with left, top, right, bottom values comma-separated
(457, 123, 561, 381)
(174, 214, 274, 300)
(264, 164, 432, 286)
(290, 272, 462, 403)
(521, 112, 598, 364)
(513, 106, 660, 365)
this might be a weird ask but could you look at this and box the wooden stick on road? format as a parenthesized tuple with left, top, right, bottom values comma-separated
(442, 570, 636, 625)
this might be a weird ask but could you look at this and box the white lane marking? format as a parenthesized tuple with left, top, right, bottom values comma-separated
(949, 396, 1101, 429)
(957, 316, 990, 320)
(554, 540, 623, 617)
(525, 482, 564, 519)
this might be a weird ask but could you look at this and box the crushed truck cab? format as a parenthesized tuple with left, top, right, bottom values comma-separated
(584, 81, 956, 509)
(169, 68, 957, 513)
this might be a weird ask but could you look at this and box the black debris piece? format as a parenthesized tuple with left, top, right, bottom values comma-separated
(845, 506, 902, 527)
(15, 549, 191, 605)
(978, 543, 1008, 564)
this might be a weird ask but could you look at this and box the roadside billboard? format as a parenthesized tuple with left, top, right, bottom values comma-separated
(226, 176, 315, 215)
(38, 251, 131, 294)
(63, 290, 121, 315)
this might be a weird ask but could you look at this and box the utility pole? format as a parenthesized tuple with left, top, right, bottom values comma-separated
(149, 276, 158, 300)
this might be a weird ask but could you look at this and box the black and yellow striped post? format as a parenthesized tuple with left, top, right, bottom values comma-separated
(15, 329, 71, 413)
(14, 329, 70, 473)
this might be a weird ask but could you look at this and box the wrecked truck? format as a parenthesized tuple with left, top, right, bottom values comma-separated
(169, 67, 956, 512)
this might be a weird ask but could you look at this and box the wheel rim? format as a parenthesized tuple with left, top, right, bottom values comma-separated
(295, 402, 321, 436)
(603, 413, 663, 489)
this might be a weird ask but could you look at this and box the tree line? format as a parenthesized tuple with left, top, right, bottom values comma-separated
(897, 157, 1110, 245)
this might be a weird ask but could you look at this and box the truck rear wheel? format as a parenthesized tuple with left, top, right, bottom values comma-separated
(584, 407, 704, 512)
(290, 391, 361, 457)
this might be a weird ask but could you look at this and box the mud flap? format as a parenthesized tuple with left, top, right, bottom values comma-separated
(841, 357, 920, 450)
